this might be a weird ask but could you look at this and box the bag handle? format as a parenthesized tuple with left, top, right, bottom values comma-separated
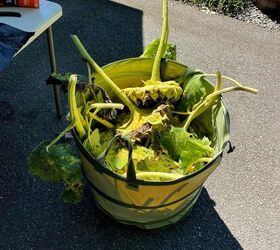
(227, 140, 236, 154)
(96, 135, 138, 189)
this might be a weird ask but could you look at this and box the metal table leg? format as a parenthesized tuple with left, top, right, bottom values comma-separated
(47, 25, 62, 118)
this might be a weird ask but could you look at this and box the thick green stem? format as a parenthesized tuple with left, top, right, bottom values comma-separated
(172, 111, 192, 115)
(206, 86, 258, 100)
(89, 113, 114, 129)
(184, 157, 212, 174)
(215, 71, 222, 92)
(87, 116, 95, 149)
(86, 62, 92, 85)
(201, 73, 258, 92)
(135, 172, 185, 181)
(183, 97, 216, 131)
(183, 74, 258, 131)
(46, 122, 75, 152)
(71, 35, 136, 114)
(69, 75, 86, 138)
(150, 0, 168, 82)
(193, 157, 213, 164)
(85, 103, 124, 115)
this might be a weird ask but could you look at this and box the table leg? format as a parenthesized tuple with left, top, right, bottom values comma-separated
(47, 26, 62, 118)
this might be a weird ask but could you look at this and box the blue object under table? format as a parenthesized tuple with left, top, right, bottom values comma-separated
(0, 23, 34, 71)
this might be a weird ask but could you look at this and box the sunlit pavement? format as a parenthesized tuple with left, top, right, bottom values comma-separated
(1, 0, 279, 249)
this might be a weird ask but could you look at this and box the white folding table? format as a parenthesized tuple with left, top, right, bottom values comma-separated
(0, 0, 63, 117)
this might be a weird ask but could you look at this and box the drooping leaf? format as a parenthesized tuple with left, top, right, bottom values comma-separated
(28, 141, 62, 182)
(51, 148, 81, 176)
(140, 39, 176, 60)
(28, 141, 83, 203)
(177, 74, 211, 112)
(60, 181, 83, 203)
(177, 68, 203, 87)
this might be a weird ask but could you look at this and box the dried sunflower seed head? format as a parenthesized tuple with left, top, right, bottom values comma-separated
(123, 80, 183, 108)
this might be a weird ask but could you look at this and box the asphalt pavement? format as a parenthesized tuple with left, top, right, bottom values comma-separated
(1, 0, 279, 249)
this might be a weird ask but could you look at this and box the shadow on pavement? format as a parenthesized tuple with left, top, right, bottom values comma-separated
(54, 0, 144, 73)
(1, 0, 241, 249)
(68, 186, 242, 250)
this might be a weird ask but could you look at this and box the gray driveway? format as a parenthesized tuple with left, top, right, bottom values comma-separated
(1, 0, 279, 249)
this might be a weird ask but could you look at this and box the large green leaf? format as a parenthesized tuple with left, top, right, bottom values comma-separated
(28, 141, 61, 182)
(177, 74, 211, 112)
(160, 127, 213, 173)
(160, 127, 213, 158)
(140, 39, 176, 61)
(28, 142, 83, 203)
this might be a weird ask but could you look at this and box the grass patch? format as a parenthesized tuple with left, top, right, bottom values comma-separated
(181, 0, 250, 15)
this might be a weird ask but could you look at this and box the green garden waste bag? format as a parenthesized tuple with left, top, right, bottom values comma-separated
(73, 58, 230, 230)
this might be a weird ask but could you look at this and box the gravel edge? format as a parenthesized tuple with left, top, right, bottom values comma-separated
(233, 2, 280, 31)
(179, 1, 280, 31)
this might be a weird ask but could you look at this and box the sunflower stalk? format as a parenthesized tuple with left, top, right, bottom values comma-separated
(183, 72, 258, 131)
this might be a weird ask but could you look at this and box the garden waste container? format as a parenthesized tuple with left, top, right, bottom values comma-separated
(73, 57, 230, 230)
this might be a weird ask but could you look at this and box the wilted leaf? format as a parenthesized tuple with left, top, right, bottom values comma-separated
(60, 182, 83, 203)
(28, 142, 83, 203)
